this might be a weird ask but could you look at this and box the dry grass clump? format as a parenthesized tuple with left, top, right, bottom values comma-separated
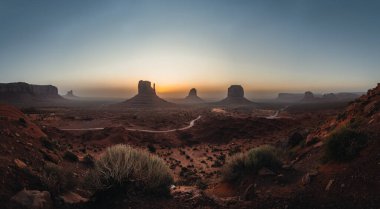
(222, 145, 282, 181)
(87, 144, 173, 196)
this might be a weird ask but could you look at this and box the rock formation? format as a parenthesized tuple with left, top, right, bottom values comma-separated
(118, 80, 174, 108)
(0, 82, 65, 107)
(217, 85, 254, 105)
(183, 88, 204, 104)
(303, 91, 315, 101)
(65, 90, 76, 97)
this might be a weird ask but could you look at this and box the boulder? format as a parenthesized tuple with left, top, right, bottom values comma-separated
(10, 189, 52, 209)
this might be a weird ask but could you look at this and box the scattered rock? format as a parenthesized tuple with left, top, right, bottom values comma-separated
(301, 173, 311, 185)
(59, 192, 88, 204)
(10, 189, 52, 209)
(325, 179, 334, 191)
(14, 158, 27, 169)
(242, 184, 255, 200)
(258, 167, 276, 176)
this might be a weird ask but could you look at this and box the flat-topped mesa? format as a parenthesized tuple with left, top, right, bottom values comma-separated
(138, 80, 156, 95)
(0, 82, 59, 96)
(0, 82, 65, 107)
(228, 85, 244, 98)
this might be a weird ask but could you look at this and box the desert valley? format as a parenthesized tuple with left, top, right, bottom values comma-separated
(1, 1, 379, 208)
(1, 80, 379, 209)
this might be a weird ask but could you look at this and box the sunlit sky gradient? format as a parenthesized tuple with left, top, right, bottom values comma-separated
(0, 0, 379, 99)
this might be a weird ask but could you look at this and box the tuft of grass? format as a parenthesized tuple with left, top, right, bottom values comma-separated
(222, 145, 282, 181)
(323, 127, 367, 162)
(87, 144, 173, 196)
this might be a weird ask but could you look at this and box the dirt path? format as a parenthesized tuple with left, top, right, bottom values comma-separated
(59, 115, 202, 133)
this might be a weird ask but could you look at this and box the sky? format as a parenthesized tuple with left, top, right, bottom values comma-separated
(0, 0, 379, 99)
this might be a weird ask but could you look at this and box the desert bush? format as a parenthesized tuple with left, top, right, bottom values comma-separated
(147, 144, 156, 153)
(87, 144, 173, 195)
(40, 137, 58, 150)
(323, 127, 367, 162)
(222, 145, 282, 181)
(63, 150, 79, 162)
(41, 162, 76, 195)
(82, 154, 95, 167)
(18, 117, 27, 127)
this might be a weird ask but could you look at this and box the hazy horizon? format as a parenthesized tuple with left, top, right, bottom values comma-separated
(1, 0, 379, 98)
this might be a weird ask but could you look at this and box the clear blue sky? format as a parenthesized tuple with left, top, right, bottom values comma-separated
(0, 0, 379, 98)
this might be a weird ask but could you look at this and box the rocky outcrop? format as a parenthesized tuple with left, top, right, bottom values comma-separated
(216, 85, 254, 106)
(302, 91, 315, 101)
(0, 82, 65, 107)
(10, 190, 52, 209)
(118, 80, 174, 108)
(184, 88, 203, 104)
(65, 90, 76, 97)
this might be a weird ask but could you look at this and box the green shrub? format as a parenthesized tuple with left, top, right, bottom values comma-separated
(323, 127, 367, 162)
(41, 163, 76, 195)
(222, 145, 282, 181)
(63, 150, 79, 162)
(87, 144, 173, 195)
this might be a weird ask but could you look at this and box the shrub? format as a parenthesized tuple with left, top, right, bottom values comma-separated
(82, 154, 95, 167)
(18, 117, 27, 127)
(323, 127, 367, 162)
(222, 145, 282, 181)
(40, 137, 57, 150)
(87, 144, 173, 196)
(41, 163, 76, 195)
(63, 150, 79, 162)
(147, 144, 156, 153)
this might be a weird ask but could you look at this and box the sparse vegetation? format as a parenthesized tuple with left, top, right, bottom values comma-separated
(40, 137, 57, 150)
(222, 145, 282, 181)
(87, 144, 173, 196)
(63, 150, 79, 162)
(18, 117, 27, 127)
(323, 127, 367, 162)
(41, 162, 76, 195)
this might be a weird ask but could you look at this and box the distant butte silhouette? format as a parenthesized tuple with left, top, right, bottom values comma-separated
(183, 88, 204, 104)
(118, 80, 174, 108)
(216, 85, 254, 105)
(0, 82, 65, 107)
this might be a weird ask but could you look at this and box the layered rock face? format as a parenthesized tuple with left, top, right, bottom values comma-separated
(217, 85, 254, 105)
(0, 82, 59, 96)
(184, 88, 203, 104)
(119, 80, 174, 108)
(138, 80, 156, 95)
(0, 82, 64, 106)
